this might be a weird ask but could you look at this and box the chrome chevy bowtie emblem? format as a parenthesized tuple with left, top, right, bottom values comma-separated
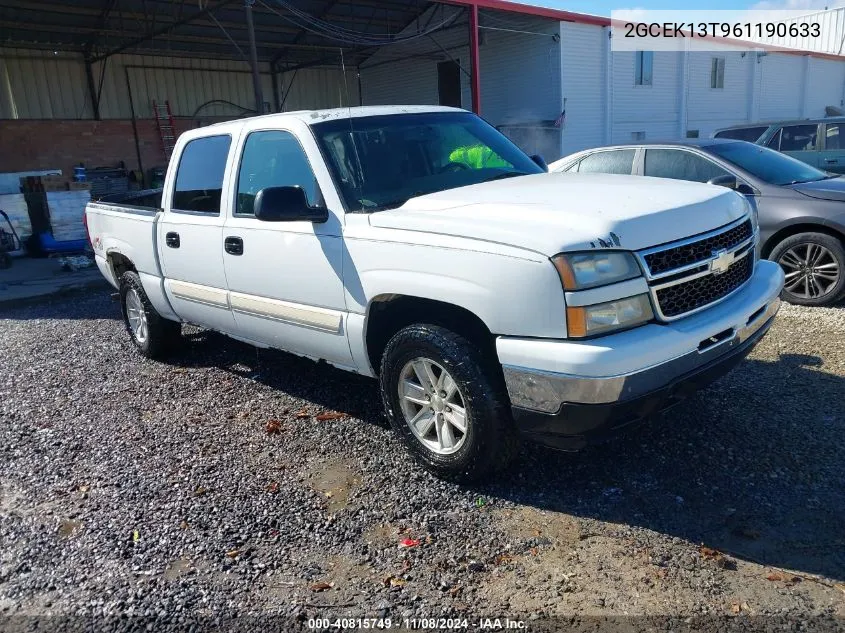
(710, 249, 734, 275)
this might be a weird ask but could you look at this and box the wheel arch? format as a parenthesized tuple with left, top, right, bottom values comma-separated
(762, 222, 845, 258)
(364, 294, 498, 375)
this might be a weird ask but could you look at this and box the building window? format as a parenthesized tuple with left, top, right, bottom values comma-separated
(635, 51, 653, 86)
(710, 57, 725, 89)
(632, 131, 646, 140)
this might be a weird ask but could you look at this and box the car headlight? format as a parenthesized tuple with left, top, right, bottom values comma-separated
(566, 294, 654, 338)
(552, 251, 641, 290)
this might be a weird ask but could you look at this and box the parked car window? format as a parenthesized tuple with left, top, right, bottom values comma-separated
(312, 111, 542, 212)
(773, 124, 818, 152)
(708, 141, 829, 185)
(714, 126, 768, 142)
(825, 123, 844, 150)
(236, 130, 319, 215)
(575, 150, 636, 175)
(644, 149, 728, 182)
(172, 135, 231, 214)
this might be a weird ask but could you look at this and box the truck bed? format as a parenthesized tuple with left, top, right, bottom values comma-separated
(85, 198, 162, 280)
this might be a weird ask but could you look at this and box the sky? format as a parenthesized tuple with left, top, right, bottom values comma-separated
(526, 0, 845, 17)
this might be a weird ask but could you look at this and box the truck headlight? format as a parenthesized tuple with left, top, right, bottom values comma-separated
(566, 294, 654, 338)
(552, 252, 641, 290)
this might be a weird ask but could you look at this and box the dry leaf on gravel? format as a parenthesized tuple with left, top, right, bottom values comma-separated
(399, 538, 420, 548)
(315, 411, 344, 421)
(310, 582, 333, 592)
(226, 549, 240, 558)
(194, 487, 207, 497)
(265, 420, 282, 434)
(383, 576, 406, 588)
(266, 481, 279, 494)
(294, 409, 311, 418)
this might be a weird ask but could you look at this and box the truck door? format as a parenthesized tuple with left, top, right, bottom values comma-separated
(158, 133, 237, 334)
(222, 127, 353, 368)
(819, 121, 845, 174)
(769, 123, 820, 168)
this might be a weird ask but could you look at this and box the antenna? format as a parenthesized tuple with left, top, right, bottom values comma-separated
(340, 47, 365, 209)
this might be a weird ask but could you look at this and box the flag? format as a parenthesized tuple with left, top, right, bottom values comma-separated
(553, 109, 566, 128)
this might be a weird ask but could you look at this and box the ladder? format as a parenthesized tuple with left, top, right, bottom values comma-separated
(152, 100, 176, 161)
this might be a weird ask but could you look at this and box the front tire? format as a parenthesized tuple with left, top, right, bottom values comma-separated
(770, 232, 845, 306)
(379, 324, 517, 482)
(119, 271, 181, 359)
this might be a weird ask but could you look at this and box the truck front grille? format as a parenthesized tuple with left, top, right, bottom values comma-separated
(655, 255, 754, 318)
(644, 220, 753, 276)
(637, 217, 756, 321)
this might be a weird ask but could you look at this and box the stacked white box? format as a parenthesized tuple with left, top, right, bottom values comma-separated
(46, 190, 90, 242)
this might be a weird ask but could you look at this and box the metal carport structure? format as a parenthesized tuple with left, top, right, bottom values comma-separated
(0, 0, 607, 117)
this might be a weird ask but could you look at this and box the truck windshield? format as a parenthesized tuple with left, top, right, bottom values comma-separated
(311, 112, 543, 212)
(707, 141, 830, 186)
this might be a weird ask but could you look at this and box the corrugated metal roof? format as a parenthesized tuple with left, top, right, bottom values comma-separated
(0, 0, 437, 68)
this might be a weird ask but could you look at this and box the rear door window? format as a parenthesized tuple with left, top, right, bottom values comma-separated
(771, 124, 818, 151)
(644, 149, 729, 182)
(172, 135, 231, 214)
(714, 126, 768, 142)
(575, 149, 636, 175)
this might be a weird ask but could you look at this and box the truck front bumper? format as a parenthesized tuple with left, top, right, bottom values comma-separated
(497, 260, 785, 450)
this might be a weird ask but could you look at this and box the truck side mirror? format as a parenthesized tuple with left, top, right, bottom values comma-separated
(254, 186, 328, 223)
(530, 154, 549, 172)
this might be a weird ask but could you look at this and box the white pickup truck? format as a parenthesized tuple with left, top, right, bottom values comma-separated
(86, 105, 784, 481)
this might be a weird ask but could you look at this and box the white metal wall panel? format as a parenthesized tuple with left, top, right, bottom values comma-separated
(360, 5, 470, 109)
(0, 49, 91, 118)
(685, 50, 750, 128)
(360, 8, 560, 129)
(277, 67, 360, 111)
(611, 50, 681, 138)
(478, 18, 561, 126)
(560, 22, 605, 155)
(805, 56, 845, 116)
(759, 54, 803, 119)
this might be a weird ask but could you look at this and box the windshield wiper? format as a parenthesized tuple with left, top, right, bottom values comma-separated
(482, 171, 531, 183)
(366, 198, 410, 212)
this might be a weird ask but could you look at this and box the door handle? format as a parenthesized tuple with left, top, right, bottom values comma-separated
(825, 158, 838, 164)
(165, 232, 180, 248)
(224, 236, 243, 256)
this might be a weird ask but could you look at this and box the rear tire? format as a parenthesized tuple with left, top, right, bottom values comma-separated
(379, 324, 518, 483)
(119, 271, 181, 359)
(770, 232, 845, 306)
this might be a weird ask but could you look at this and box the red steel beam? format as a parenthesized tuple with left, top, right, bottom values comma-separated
(469, 3, 481, 114)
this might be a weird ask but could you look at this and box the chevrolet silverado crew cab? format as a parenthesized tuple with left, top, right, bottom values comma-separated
(86, 106, 784, 482)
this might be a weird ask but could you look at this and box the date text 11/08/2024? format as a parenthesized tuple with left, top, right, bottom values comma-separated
(306, 617, 527, 630)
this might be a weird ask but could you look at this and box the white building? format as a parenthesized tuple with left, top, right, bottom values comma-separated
(356, 3, 845, 161)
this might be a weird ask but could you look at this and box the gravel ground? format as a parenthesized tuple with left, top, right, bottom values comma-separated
(1, 290, 844, 632)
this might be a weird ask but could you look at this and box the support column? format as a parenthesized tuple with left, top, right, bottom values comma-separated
(84, 57, 101, 120)
(245, 0, 264, 113)
(469, 4, 481, 114)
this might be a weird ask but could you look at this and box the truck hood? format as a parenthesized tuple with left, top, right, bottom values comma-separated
(789, 176, 845, 202)
(368, 173, 749, 255)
